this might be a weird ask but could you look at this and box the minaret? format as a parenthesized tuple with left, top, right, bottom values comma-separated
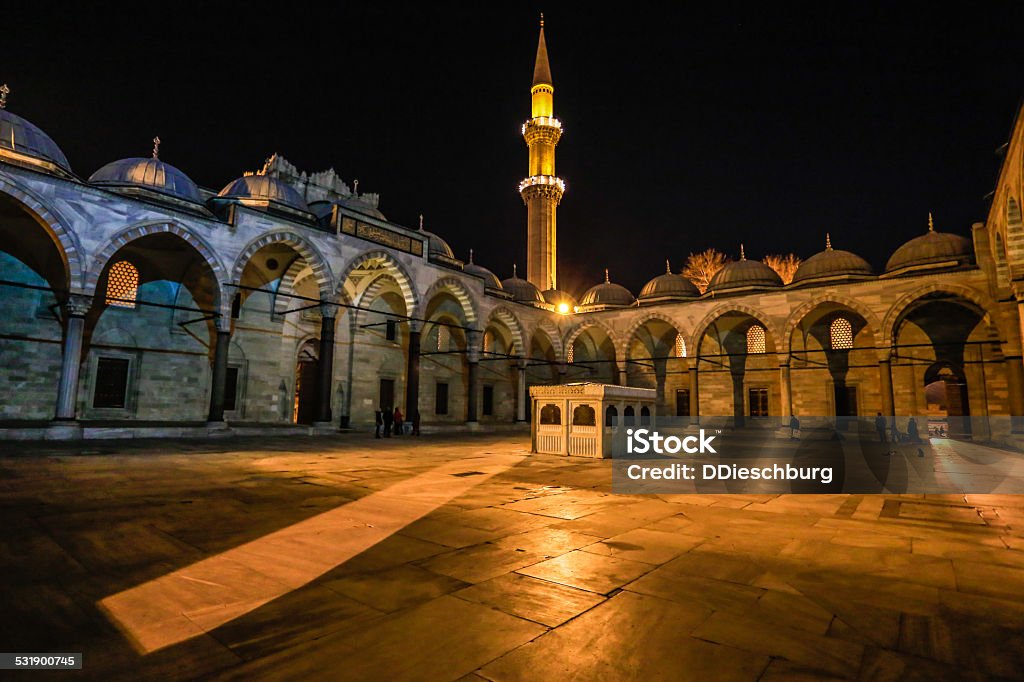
(519, 14, 564, 291)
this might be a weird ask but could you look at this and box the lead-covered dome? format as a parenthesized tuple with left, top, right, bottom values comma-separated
(708, 247, 783, 294)
(501, 266, 544, 304)
(463, 250, 502, 290)
(638, 260, 699, 304)
(885, 217, 973, 274)
(793, 235, 873, 285)
(0, 107, 70, 172)
(217, 174, 311, 212)
(90, 157, 202, 203)
(579, 270, 635, 311)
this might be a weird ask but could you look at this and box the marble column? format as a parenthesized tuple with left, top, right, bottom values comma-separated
(879, 355, 895, 417)
(207, 324, 232, 423)
(54, 294, 91, 421)
(779, 362, 792, 418)
(405, 323, 421, 431)
(517, 359, 528, 422)
(316, 307, 336, 424)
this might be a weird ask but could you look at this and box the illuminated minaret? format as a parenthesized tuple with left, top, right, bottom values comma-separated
(519, 15, 564, 291)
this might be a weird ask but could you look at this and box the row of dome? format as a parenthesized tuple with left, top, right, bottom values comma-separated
(472, 229, 974, 313)
(1, 106, 975, 312)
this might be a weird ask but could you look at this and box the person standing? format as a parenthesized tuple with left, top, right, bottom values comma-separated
(789, 414, 800, 440)
(875, 412, 887, 443)
(393, 407, 404, 436)
(374, 408, 383, 439)
(382, 406, 393, 438)
(908, 417, 920, 443)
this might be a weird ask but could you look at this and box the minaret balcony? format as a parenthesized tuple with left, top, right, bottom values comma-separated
(519, 175, 565, 203)
(522, 117, 563, 145)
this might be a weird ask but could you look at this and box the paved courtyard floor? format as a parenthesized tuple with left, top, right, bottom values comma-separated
(1, 433, 1023, 680)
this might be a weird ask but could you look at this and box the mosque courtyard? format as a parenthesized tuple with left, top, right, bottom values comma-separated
(1, 433, 1023, 680)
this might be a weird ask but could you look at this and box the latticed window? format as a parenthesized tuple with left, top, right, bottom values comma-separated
(830, 317, 853, 350)
(106, 261, 138, 308)
(437, 326, 449, 352)
(746, 324, 766, 354)
(567, 344, 574, 363)
(674, 333, 686, 358)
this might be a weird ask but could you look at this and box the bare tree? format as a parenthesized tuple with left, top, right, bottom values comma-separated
(682, 248, 730, 294)
(763, 253, 802, 285)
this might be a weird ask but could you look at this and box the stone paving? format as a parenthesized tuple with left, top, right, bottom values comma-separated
(1, 434, 1023, 680)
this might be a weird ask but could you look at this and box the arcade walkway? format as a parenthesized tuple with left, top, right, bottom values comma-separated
(0, 434, 1022, 680)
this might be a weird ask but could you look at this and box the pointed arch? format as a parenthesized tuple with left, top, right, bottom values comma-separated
(564, 319, 620, 364)
(529, 318, 564, 361)
(421, 276, 479, 326)
(623, 311, 687, 358)
(84, 221, 228, 312)
(782, 293, 883, 353)
(690, 303, 781, 356)
(336, 249, 418, 319)
(0, 173, 85, 291)
(485, 305, 527, 357)
(881, 283, 1003, 346)
(230, 229, 334, 302)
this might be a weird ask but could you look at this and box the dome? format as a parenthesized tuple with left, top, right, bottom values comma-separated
(339, 196, 386, 220)
(579, 270, 635, 311)
(543, 288, 578, 314)
(708, 247, 783, 293)
(217, 174, 310, 212)
(90, 157, 202, 203)
(500, 266, 544, 304)
(421, 230, 454, 259)
(793, 235, 873, 284)
(885, 218, 973, 273)
(0, 108, 70, 171)
(638, 260, 699, 303)
(463, 250, 502, 290)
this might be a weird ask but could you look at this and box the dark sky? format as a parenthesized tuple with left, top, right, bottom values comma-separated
(3, 4, 1023, 297)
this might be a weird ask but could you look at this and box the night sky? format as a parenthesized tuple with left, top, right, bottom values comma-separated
(3, 5, 1023, 297)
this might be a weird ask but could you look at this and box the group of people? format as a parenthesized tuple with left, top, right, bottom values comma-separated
(874, 413, 922, 444)
(375, 407, 416, 438)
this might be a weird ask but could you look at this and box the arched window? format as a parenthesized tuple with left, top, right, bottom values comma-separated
(830, 317, 853, 350)
(624, 405, 636, 426)
(540, 404, 561, 425)
(674, 333, 686, 358)
(437, 326, 449, 352)
(106, 260, 139, 308)
(640, 405, 651, 425)
(746, 324, 766, 354)
(573, 404, 596, 426)
(567, 344, 574, 364)
(605, 405, 618, 427)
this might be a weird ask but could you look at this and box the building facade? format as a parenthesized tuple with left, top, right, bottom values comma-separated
(1, 27, 1024, 443)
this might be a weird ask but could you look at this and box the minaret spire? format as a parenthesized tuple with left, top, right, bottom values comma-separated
(520, 18, 564, 291)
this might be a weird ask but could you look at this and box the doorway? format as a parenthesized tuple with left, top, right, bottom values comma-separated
(924, 363, 971, 438)
(294, 340, 319, 424)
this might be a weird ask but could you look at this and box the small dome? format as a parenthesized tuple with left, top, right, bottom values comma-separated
(421, 230, 454, 259)
(543, 288, 578, 313)
(885, 219, 973, 273)
(500, 267, 544, 304)
(708, 247, 783, 293)
(339, 196, 386, 220)
(579, 270, 635, 311)
(463, 250, 502, 289)
(90, 157, 202, 203)
(217, 174, 310, 212)
(638, 260, 699, 303)
(0, 108, 70, 171)
(793, 235, 873, 284)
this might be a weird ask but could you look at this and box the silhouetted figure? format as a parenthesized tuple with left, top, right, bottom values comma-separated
(393, 407, 404, 436)
(789, 415, 800, 439)
(382, 407, 393, 437)
(374, 408, 383, 438)
(907, 417, 920, 444)
(875, 413, 887, 443)
(412, 410, 421, 436)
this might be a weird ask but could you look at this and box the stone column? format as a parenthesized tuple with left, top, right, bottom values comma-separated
(879, 355, 895, 417)
(517, 359, 528, 422)
(688, 364, 699, 424)
(207, 322, 232, 423)
(405, 322, 421, 432)
(315, 306, 336, 424)
(54, 294, 91, 421)
(779, 362, 792, 418)
(466, 332, 479, 423)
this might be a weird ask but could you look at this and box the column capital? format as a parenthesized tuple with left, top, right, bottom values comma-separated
(407, 319, 423, 334)
(319, 302, 337, 319)
(65, 293, 92, 317)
